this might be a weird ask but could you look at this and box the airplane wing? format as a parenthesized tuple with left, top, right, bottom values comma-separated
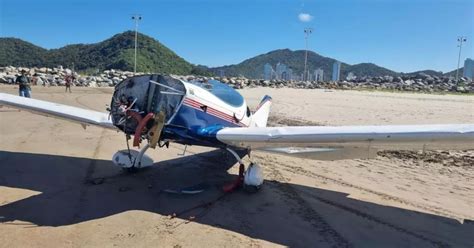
(0, 93, 115, 130)
(216, 125, 474, 160)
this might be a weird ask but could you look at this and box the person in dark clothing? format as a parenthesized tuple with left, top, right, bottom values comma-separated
(16, 69, 31, 98)
(65, 73, 75, 93)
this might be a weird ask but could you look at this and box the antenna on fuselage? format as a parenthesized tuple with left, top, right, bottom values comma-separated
(149, 80, 185, 95)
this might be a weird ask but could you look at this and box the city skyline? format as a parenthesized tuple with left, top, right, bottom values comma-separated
(464, 58, 474, 80)
(332, 61, 341, 81)
(1, 0, 473, 73)
(314, 68, 324, 82)
(263, 62, 295, 81)
(259, 57, 474, 81)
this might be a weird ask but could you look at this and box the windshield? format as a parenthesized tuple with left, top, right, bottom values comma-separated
(190, 79, 244, 107)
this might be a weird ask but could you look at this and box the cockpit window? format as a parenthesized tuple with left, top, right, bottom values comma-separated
(190, 79, 244, 107)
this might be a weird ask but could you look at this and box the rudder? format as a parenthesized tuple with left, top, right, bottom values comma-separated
(251, 95, 272, 127)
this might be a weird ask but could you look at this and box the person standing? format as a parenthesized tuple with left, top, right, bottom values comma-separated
(16, 69, 31, 98)
(65, 73, 75, 93)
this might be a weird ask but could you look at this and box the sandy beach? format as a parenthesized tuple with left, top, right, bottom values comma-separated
(1, 85, 473, 247)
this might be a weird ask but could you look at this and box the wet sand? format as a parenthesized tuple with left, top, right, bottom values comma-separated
(1, 85, 473, 247)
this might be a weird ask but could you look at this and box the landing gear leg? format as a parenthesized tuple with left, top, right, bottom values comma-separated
(223, 148, 245, 192)
(134, 143, 151, 169)
(223, 148, 264, 193)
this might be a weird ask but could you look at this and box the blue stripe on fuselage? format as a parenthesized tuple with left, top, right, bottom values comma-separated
(163, 105, 239, 147)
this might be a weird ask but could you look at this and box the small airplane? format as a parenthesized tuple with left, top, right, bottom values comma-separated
(1, 74, 473, 192)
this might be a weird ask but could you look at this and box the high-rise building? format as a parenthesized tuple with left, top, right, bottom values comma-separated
(463, 58, 474, 80)
(346, 72, 356, 81)
(332, 61, 341, 81)
(314, 68, 324, 82)
(271, 62, 293, 80)
(263, 63, 275, 80)
(276, 63, 287, 80)
(264, 62, 294, 80)
(218, 69, 225, 77)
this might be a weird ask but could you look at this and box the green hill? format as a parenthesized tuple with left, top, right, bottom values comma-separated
(344, 63, 398, 78)
(444, 68, 464, 77)
(0, 38, 48, 67)
(0, 31, 195, 75)
(1, 33, 460, 79)
(210, 49, 399, 80)
(403, 70, 444, 77)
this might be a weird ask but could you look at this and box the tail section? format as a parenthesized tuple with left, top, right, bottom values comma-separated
(251, 95, 272, 127)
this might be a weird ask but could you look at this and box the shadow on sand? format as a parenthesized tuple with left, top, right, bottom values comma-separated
(0, 150, 473, 247)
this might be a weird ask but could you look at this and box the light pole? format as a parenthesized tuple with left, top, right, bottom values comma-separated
(303, 28, 313, 81)
(132, 14, 142, 73)
(456, 36, 467, 84)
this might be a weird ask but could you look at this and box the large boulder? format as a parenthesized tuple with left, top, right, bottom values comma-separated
(36, 77, 44, 86)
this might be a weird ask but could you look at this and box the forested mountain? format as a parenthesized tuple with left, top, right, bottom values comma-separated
(1, 32, 460, 79)
(210, 49, 398, 80)
(0, 31, 196, 75)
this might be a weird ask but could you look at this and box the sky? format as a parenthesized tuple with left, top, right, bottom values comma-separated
(1, 0, 473, 73)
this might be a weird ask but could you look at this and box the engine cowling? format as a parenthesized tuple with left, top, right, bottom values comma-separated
(110, 74, 186, 135)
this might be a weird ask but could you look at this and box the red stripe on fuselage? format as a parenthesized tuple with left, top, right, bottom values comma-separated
(184, 98, 234, 121)
(183, 98, 246, 127)
(183, 100, 232, 121)
(184, 102, 245, 127)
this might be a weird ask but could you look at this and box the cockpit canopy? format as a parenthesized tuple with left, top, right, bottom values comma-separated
(189, 79, 244, 107)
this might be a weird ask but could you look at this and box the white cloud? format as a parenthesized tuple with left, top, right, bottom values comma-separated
(298, 13, 313, 22)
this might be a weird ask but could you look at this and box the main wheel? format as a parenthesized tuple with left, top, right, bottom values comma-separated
(243, 163, 264, 193)
(123, 166, 139, 173)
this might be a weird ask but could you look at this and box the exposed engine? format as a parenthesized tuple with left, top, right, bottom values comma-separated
(109, 74, 185, 147)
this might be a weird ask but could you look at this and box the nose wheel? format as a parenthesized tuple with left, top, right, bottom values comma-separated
(112, 143, 154, 172)
(223, 148, 264, 192)
(112, 110, 166, 173)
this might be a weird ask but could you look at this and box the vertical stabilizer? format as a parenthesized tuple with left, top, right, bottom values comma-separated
(251, 95, 272, 127)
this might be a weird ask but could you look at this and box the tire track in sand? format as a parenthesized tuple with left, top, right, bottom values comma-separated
(71, 94, 109, 222)
(72, 128, 107, 222)
(300, 190, 450, 247)
(265, 163, 353, 248)
(260, 156, 451, 247)
(274, 159, 463, 221)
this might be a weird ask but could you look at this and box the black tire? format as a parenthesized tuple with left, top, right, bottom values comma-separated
(123, 166, 139, 173)
(243, 183, 262, 193)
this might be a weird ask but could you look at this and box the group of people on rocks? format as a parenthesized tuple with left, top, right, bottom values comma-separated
(15, 69, 76, 98)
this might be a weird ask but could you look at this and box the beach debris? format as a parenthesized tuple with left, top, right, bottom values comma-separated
(163, 183, 207, 195)
(378, 150, 474, 167)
